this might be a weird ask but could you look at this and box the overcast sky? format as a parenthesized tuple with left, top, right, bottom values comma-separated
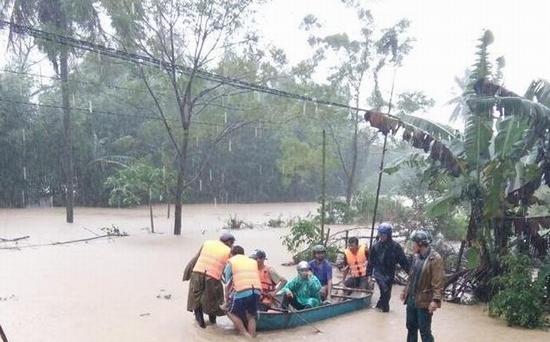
(256, 0, 550, 122)
(2, 0, 549, 124)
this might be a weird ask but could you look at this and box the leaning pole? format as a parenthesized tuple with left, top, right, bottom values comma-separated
(368, 72, 397, 249)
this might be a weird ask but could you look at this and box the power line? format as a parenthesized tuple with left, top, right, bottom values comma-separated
(0, 20, 386, 118)
(0, 21, 372, 141)
(0, 67, 166, 96)
(0, 97, 360, 141)
(0, 67, 352, 127)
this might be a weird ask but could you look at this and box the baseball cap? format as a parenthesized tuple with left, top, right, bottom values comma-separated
(220, 233, 235, 243)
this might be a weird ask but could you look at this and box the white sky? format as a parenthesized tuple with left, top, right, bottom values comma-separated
(2, 0, 549, 124)
(256, 0, 550, 122)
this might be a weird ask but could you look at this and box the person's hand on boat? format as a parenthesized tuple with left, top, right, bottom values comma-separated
(367, 277, 376, 290)
(285, 291, 294, 298)
(264, 291, 277, 299)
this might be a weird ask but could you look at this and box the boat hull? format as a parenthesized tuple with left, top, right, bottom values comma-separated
(256, 294, 372, 331)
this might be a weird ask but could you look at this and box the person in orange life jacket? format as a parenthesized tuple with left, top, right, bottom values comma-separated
(400, 230, 443, 342)
(367, 223, 410, 313)
(341, 237, 369, 290)
(308, 245, 333, 302)
(222, 245, 262, 338)
(249, 249, 287, 311)
(186, 233, 235, 329)
(220, 245, 245, 310)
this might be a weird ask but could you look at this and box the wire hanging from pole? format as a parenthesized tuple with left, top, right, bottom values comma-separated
(0, 20, 406, 122)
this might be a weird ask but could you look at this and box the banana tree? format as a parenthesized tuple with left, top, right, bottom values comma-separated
(366, 77, 550, 259)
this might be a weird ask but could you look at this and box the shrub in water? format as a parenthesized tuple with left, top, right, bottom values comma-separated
(488, 254, 547, 328)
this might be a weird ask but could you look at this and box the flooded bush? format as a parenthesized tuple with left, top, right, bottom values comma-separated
(266, 215, 285, 228)
(224, 214, 252, 229)
(488, 254, 548, 328)
(100, 225, 128, 236)
(281, 218, 322, 255)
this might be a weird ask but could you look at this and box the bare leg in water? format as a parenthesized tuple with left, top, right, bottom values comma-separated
(226, 312, 252, 338)
(246, 313, 257, 338)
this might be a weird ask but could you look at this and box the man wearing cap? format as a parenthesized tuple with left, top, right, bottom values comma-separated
(308, 245, 333, 302)
(367, 223, 410, 312)
(250, 250, 287, 311)
(400, 230, 443, 342)
(222, 245, 262, 338)
(186, 233, 235, 328)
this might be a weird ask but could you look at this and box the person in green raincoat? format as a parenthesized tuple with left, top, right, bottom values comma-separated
(277, 261, 322, 310)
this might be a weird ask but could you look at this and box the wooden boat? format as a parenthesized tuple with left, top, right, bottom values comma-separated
(256, 288, 372, 331)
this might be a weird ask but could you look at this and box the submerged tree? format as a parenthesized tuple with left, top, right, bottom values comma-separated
(103, 0, 264, 234)
(2, 0, 102, 222)
(302, 0, 413, 205)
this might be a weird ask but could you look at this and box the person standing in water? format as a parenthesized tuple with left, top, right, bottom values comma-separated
(367, 223, 410, 312)
(223, 245, 262, 338)
(186, 233, 235, 328)
(401, 230, 444, 342)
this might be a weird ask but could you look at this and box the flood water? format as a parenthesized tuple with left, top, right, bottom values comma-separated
(1, 203, 548, 341)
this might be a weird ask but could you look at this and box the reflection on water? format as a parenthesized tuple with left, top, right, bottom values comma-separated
(0, 204, 547, 341)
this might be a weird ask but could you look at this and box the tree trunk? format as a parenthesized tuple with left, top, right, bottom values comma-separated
(60, 48, 74, 223)
(173, 117, 191, 235)
(173, 164, 184, 235)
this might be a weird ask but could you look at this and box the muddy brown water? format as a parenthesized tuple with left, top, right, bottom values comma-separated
(0, 203, 548, 341)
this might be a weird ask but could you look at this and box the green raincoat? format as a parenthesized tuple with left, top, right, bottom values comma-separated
(277, 274, 322, 308)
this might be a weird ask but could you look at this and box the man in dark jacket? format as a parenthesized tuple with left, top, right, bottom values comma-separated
(400, 230, 444, 342)
(367, 222, 410, 312)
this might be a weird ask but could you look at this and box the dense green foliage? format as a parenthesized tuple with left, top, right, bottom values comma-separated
(281, 217, 323, 255)
(488, 254, 548, 328)
(0, 0, 418, 211)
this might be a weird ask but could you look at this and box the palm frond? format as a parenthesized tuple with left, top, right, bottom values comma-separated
(492, 115, 529, 162)
(524, 79, 550, 107)
(463, 110, 493, 168)
(473, 78, 521, 98)
(383, 152, 429, 175)
(399, 113, 458, 141)
(364, 110, 463, 176)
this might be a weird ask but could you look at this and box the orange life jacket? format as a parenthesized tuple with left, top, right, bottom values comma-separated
(345, 244, 368, 277)
(259, 265, 276, 304)
(229, 255, 262, 292)
(192, 240, 230, 280)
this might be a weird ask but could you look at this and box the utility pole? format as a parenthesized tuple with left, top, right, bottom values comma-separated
(320, 130, 326, 239)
